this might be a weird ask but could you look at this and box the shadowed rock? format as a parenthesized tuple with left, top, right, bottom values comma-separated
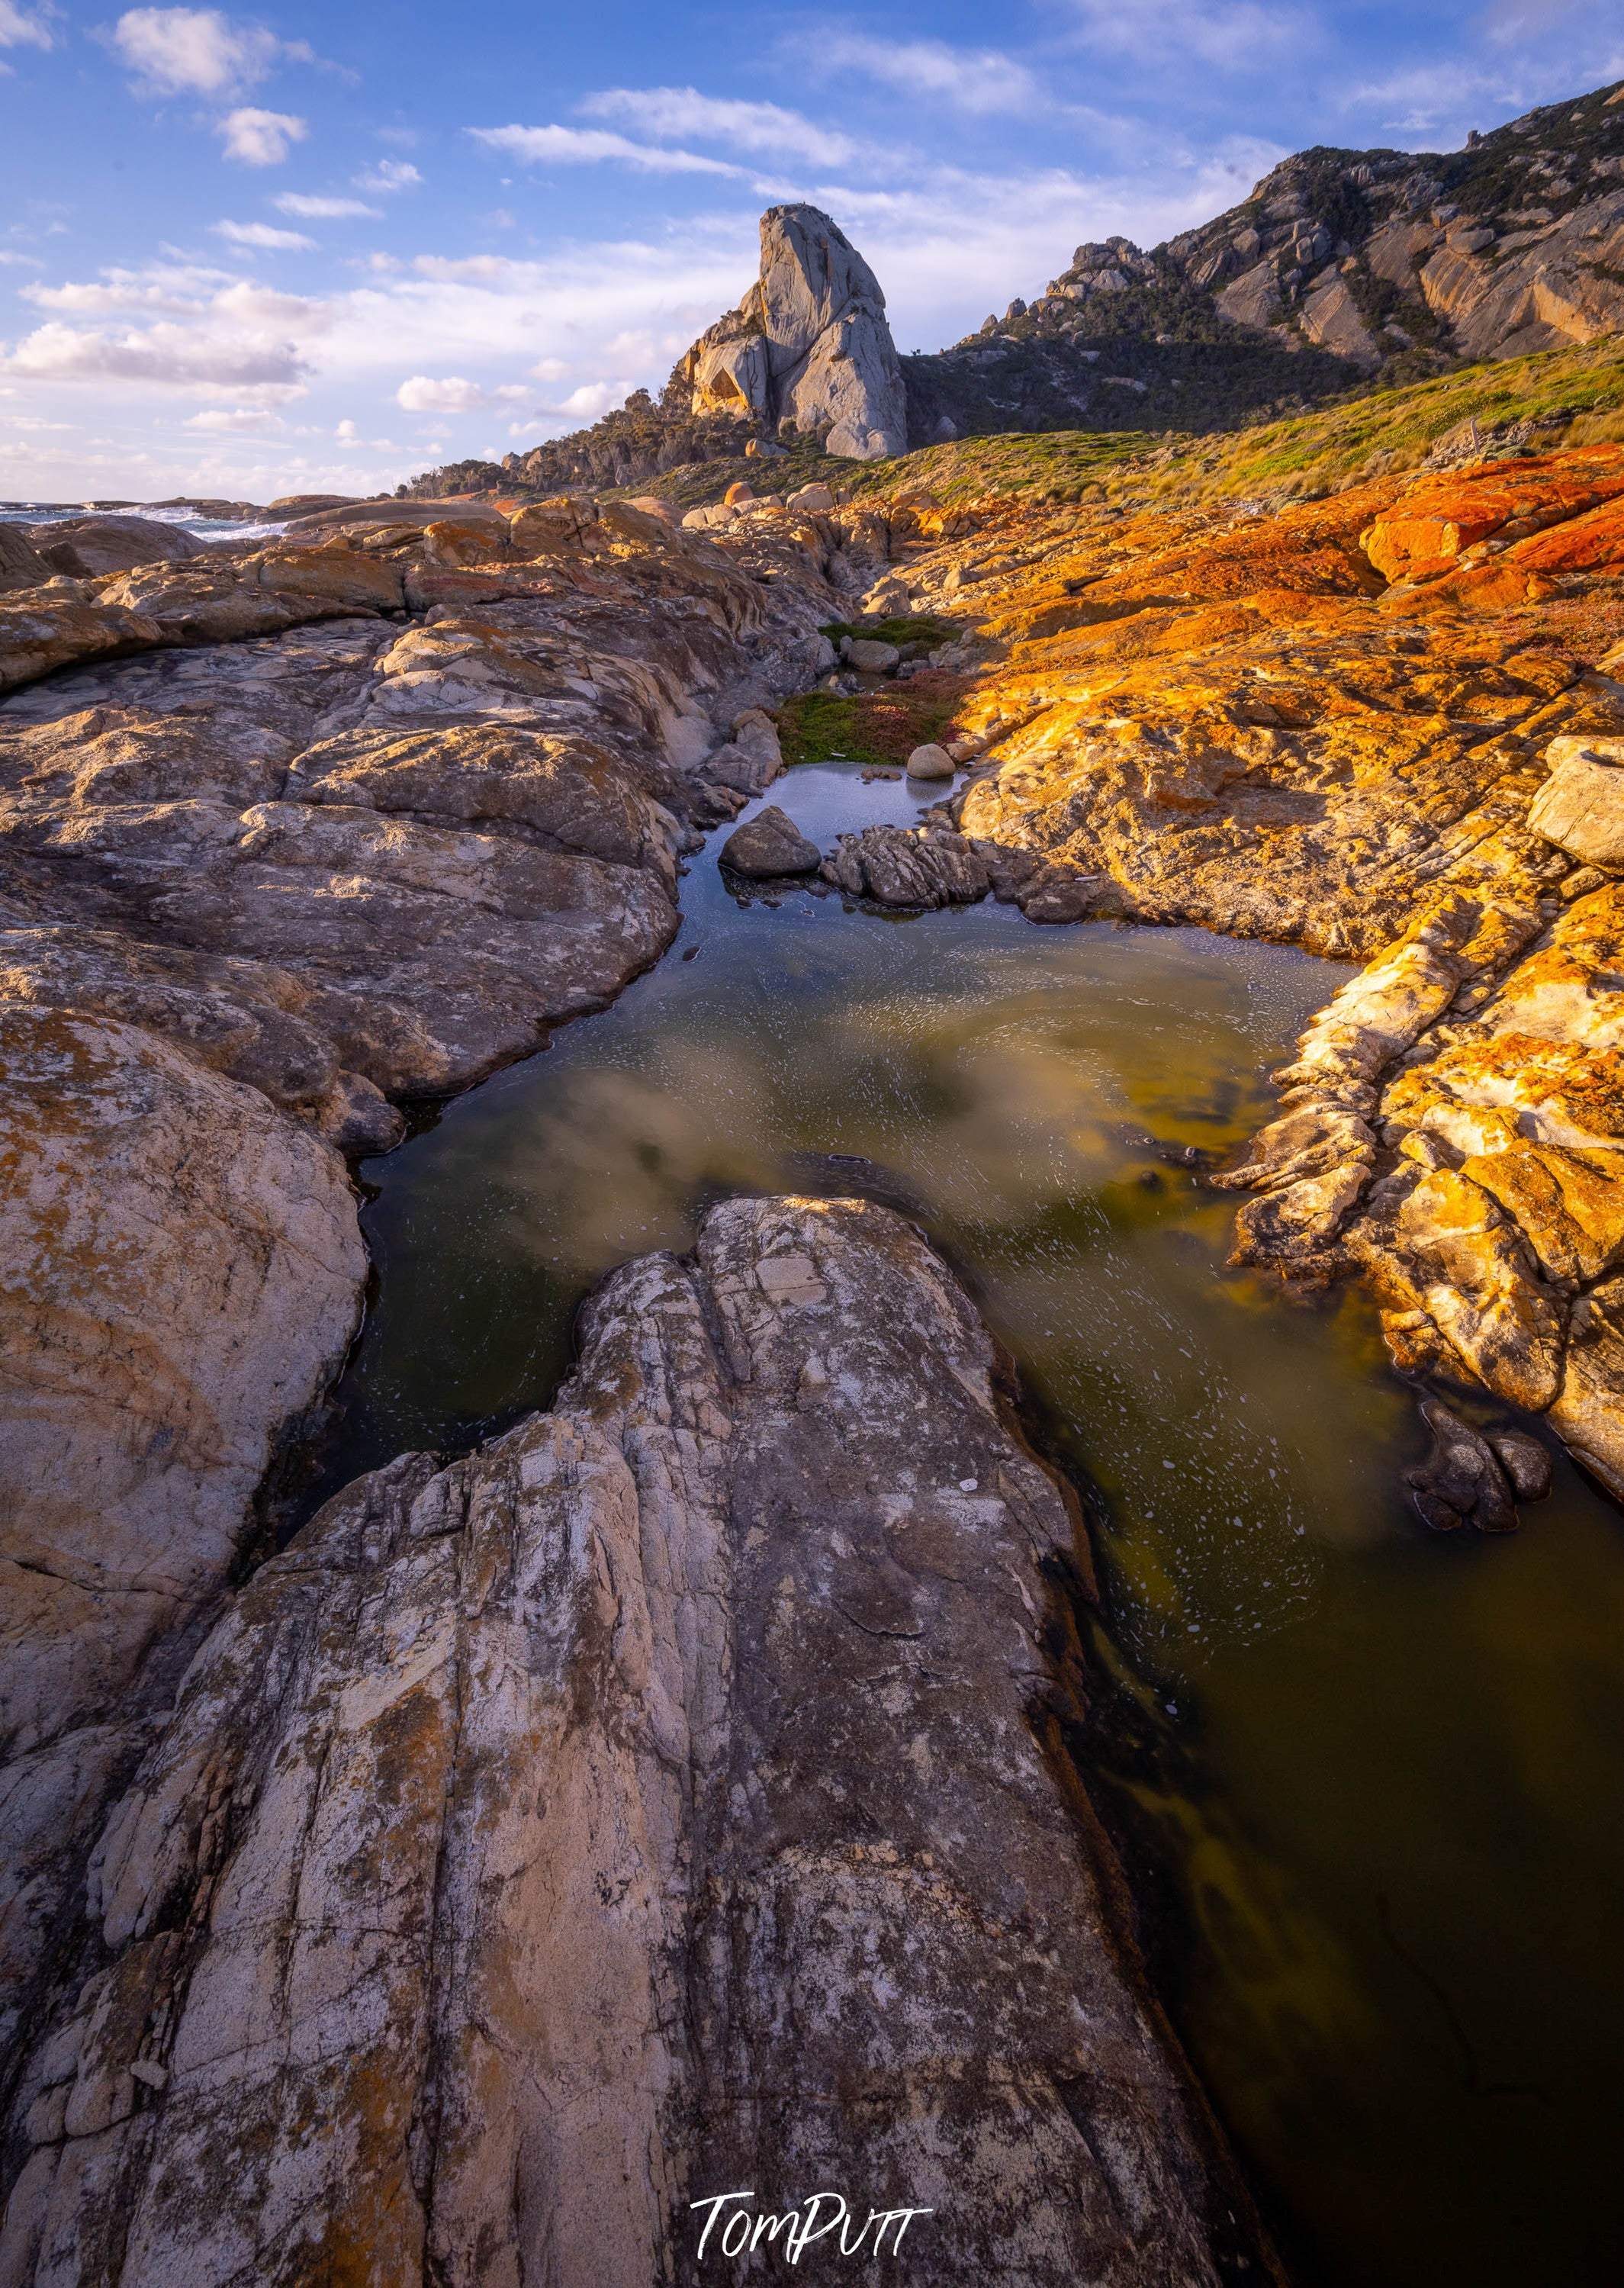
(719, 803, 821, 876)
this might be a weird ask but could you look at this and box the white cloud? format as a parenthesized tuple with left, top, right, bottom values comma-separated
(275, 192, 380, 218)
(184, 403, 280, 428)
(554, 381, 616, 417)
(0, 249, 45, 268)
(580, 85, 858, 166)
(354, 159, 421, 191)
(336, 416, 356, 438)
(413, 253, 514, 282)
(469, 123, 741, 176)
(395, 372, 528, 411)
(217, 106, 306, 164)
(211, 279, 330, 330)
(1060, 0, 1310, 70)
(811, 36, 1040, 115)
(0, 414, 73, 430)
(112, 7, 279, 95)
(0, 2, 53, 51)
(529, 356, 568, 381)
(24, 261, 233, 314)
(0, 317, 307, 388)
(214, 219, 314, 249)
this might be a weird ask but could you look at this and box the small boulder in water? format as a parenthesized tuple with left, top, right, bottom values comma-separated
(905, 742, 955, 779)
(720, 804, 821, 877)
(1404, 1399, 1549, 1532)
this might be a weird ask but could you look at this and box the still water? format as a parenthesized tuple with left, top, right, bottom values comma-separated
(323, 762, 1624, 2286)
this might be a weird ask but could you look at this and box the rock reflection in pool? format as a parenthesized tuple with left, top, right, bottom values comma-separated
(326, 762, 1624, 2288)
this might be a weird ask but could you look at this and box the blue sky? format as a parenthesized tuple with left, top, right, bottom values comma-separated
(2, 0, 1622, 503)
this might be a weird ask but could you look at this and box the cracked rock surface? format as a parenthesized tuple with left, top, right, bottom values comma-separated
(0, 496, 844, 2069)
(0, 1197, 1268, 2287)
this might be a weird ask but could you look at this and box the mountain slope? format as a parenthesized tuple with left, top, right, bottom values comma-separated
(404, 78, 1624, 502)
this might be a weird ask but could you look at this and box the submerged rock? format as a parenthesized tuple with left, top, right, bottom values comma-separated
(0, 1198, 1271, 2284)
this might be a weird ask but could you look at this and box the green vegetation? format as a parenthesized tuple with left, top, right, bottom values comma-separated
(776, 674, 972, 770)
(482, 335, 1624, 532)
(818, 616, 956, 648)
(746, 335, 1624, 520)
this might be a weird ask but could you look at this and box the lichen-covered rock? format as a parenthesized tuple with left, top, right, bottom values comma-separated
(0, 1199, 1271, 2286)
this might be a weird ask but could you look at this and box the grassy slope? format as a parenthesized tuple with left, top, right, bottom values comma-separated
(597, 337, 1624, 520)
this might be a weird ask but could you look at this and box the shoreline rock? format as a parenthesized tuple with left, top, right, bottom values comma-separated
(0, 491, 851, 2061)
(0, 1198, 1278, 2286)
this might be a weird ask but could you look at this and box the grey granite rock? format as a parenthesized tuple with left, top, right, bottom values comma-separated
(0, 1199, 1272, 2287)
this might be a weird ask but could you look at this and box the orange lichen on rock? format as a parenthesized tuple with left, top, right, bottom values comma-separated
(1359, 446, 1624, 583)
(885, 439, 1624, 1493)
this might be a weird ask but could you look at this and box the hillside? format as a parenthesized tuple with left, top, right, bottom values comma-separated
(401, 77, 1624, 508)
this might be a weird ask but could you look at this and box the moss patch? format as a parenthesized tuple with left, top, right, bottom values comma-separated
(818, 616, 957, 648)
(777, 672, 974, 769)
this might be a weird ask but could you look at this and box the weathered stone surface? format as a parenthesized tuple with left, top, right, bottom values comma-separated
(672, 204, 908, 460)
(823, 822, 992, 907)
(701, 704, 782, 794)
(719, 802, 821, 875)
(29, 518, 204, 581)
(0, 488, 850, 2097)
(0, 1199, 1268, 2285)
(0, 1006, 365, 2047)
(1526, 738, 1624, 864)
(0, 529, 53, 597)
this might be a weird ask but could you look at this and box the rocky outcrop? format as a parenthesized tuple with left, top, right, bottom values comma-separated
(0, 490, 851, 2072)
(817, 435, 1624, 1499)
(671, 205, 908, 460)
(25, 519, 204, 581)
(822, 820, 992, 908)
(0, 1196, 1274, 2286)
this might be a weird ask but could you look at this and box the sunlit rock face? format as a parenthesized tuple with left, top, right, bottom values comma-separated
(0, 1197, 1265, 2287)
(876, 438, 1624, 1502)
(672, 204, 908, 460)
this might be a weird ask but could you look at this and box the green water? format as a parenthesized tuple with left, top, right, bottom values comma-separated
(322, 763, 1624, 2286)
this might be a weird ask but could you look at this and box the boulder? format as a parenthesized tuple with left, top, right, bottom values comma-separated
(905, 742, 955, 778)
(0, 1198, 1269, 2284)
(1528, 739, 1624, 867)
(787, 481, 835, 512)
(0, 527, 53, 596)
(704, 707, 783, 796)
(822, 823, 991, 907)
(719, 803, 821, 876)
(29, 516, 204, 580)
(846, 637, 899, 672)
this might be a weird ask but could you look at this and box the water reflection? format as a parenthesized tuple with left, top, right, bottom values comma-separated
(325, 762, 1624, 2288)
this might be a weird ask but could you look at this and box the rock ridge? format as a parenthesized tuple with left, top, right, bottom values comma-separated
(0, 487, 863, 2076)
(0, 1196, 1275, 2286)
